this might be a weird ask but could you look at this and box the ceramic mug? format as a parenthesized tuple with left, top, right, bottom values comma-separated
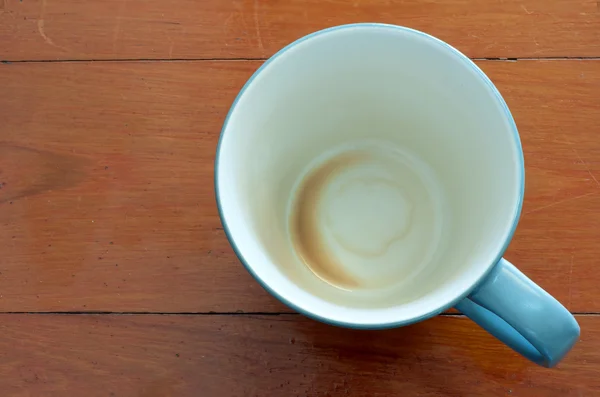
(215, 24, 580, 367)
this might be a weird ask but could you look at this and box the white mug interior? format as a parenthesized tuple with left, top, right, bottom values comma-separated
(216, 24, 523, 327)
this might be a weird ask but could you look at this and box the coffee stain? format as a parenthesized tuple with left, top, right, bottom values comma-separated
(328, 177, 412, 257)
(289, 152, 365, 290)
(0, 143, 89, 203)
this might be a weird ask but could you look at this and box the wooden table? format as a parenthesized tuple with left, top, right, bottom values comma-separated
(1, 1, 599, 395)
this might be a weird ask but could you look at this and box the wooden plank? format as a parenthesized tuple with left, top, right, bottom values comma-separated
(0, 314, 597, 396)
(0, 61, 285, 312)
(0, 0, 599, 61)
(0, 60, 599, 313)
(496, 60, 600, 313)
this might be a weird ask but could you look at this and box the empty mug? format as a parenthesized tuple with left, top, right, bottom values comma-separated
(215, 23, 580, 367)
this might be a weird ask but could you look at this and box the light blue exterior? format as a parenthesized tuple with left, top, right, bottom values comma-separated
(455, 259, 580, 367)
(215, 24, 578, 367)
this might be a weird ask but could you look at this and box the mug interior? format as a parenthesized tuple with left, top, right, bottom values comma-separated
(216, 24, 523, 327)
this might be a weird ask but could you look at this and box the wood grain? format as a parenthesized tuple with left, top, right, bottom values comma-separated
(1, 0, 598, 393)
(0, 314, 596, 396)
(1, 0, 599, 61)
(1, 60, 599, 313)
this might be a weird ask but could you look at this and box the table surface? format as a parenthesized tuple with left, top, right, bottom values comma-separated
(1, 0, 599, 396)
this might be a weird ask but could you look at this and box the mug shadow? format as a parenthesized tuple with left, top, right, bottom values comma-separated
(290, 315, 532, 396)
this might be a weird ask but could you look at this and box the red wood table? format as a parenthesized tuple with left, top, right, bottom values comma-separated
(1, 1, 599, 395)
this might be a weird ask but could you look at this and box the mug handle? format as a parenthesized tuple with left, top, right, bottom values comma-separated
(454, 258, 580, 367)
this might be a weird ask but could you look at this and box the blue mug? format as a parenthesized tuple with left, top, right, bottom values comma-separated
(215, 23, 579, 367)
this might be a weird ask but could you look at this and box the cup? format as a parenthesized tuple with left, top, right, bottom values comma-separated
(215, 23, 579, 367)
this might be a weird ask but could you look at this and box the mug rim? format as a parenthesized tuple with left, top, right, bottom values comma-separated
(214, 23, 525, 329)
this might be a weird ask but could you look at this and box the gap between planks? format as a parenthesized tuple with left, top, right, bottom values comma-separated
(0, 312, 597, 316)
(2, 56, 600, 64)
